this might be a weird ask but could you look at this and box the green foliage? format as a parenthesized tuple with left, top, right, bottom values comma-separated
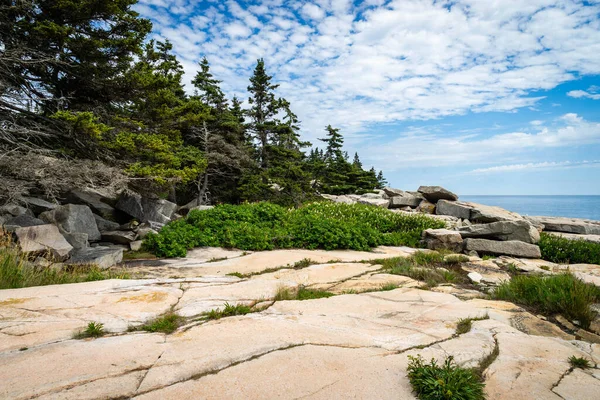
(0, 244, 130, 290)
(138, 313, 184, 334)
(74, 322, 105, 339)
(456, 315, 489, 335)
(493, 273, 600, 329)
(539, 233, 600, 265)
(407, 355, 486, 400)
(203, 302, 252, 320)
(379, 253, 467, 288)
(143, 202, 446, 257)
(296, 287, 335, 300)
(568, 355, 592, 369)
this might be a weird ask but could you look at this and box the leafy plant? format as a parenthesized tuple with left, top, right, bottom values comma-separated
(74, 322, 105, 339)
(539, 233, 600, 265)
(203, 302, 252, 320)
(493, 273, 600, 329)
(407, 355, 486, 400)
(568, 355, 591, 369)
(143, 202, 445, 257)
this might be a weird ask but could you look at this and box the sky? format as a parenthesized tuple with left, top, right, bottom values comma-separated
(133, 0, 600, 195)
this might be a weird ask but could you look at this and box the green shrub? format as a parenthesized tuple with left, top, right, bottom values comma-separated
(568, 355, 591, 369)
(143, 202, 445, 257)
(379, 254, 467, 288)
(493, 273, 600, 329)
(137, 313, 185, 334)
(407, 355, 485, 400)
(296, 287, 335, 300)
(539, 233, 600, 265)
(74, 322, 105, 339)
(203, 302, 252, 320)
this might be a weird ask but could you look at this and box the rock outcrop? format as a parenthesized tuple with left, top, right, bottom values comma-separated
(437, 200, 523, 223)
(422, 228, 463, 252)
(388, 192, 422, 208)
(526, 215, 600, 235)
(458, 220, 540, 244)
(417, 185, 459, 202)
(40, 204, 101, 241)
(68, 247, 124, 269)
(464, 238, 542, 258)
(116, 190, 177, 224)
(14, 224, 73, 260)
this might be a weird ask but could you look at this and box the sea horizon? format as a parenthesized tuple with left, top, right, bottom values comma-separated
(460, 195, 600, 221)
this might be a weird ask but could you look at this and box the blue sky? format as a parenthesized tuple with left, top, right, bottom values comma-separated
(134, 0, 600, 195)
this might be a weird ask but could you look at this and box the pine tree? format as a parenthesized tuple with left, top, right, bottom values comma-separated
(319, 125, 344, 161)
(352, 152, 362, 168)
(377, 170, 387, 189)
(192, 57, 227, 111)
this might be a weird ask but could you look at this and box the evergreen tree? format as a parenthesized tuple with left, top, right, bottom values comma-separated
(192, 57, 227, 111)
(319, 125, 344, 161)
(352, 152, 362, 168)
(377, 170, 387, 189)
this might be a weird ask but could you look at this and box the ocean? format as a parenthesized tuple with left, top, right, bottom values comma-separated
(460, 195, 600, 221)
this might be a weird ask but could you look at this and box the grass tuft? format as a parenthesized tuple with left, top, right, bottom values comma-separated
(407, 355, 486, 400)
(493, 273, 600, 329)
(137, 313, 185, 334)
(296, 286, 335, 300)
(568, 355, 591, 369)
(379, 252, 467, 288)
(74, 321, 105, 339)
(226, 272, 244, 278)
(203, 302, 252, 320)
(456, 314, 489, 335)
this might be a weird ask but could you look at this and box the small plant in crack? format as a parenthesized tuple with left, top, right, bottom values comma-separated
(274, 286, 295, 301)
(136, 313, 185, 334)
(568, 355, 592, 369)
(456, 314, 489, 335)
(407, 355, 485, 400)
(227, 272, 245, 278)
(296, 286, 335, 300)
(379, 282, 400, 291)
(74, 321, 105, 339)
(203, 302, 252, 320)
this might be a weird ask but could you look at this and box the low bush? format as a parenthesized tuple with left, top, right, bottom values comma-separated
(493, 273, 600, 329)
(74, 322, 105, 339)
(379, 253, 467, 288)
(144, 202, 445, 257)
(407, 355, 486, 400)
(538, 233, 600, 265)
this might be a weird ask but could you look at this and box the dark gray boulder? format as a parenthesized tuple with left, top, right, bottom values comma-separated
(94, 214, 121, 232)
(68, 247, 123, 269)
(116, 190, 176, 224)
(5, 214, 46, 228)
(417, 186, 458, 202)
(66, 189, 117, 221)
(464, 238, 541, 258)
(20, 197, 57, 215)
(101, 230, 137, 245)
(40, 204, 101, 241)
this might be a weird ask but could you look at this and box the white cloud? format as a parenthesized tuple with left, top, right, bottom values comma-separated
(469, 160, 600, 174)
(567, 89, 600, 100)
(135, 0, 600, 144)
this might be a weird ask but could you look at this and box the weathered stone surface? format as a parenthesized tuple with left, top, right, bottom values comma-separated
(68, 247, 123, 269)
(19, 196, 57, 215)
(547, 231, 600, 244)
(417, 185, 458, 202)
(464, 238, 541, 258)
(137, 225, 159, 239)
(436, 199, 472, 219)
(320, 194, 355, 204)
(462, 261, 511, 286)
(40, 204, 101, 241)
(62, 232, 89, 250)
(94, 213, 120, 232)
(116, 191, 177, 224)
(416, 199, 436, 214)
(458, 220, 540, 244)
(553, 368, 600, 400)
(130, 240, 143, 251)
(101, 230, 138, 245)
(422, 228, 463, 252)
(115, 190, 145, 220)
(0, 203, 33, 217)
(66, 189, 117, 220)
(382, 187, 405, 197)
(357, 197, 389, 208)
(526, 215, 600, 235)
(388, 193, 422, 208)
(4, 214, 45, 228)
(14, 224, 73, 260)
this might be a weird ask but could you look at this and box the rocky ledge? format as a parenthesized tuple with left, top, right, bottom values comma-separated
(2, 247, 600, 399)
(323, 185, 600, 259)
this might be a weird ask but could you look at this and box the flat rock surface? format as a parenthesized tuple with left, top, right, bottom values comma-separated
(2, 248, 600, 399)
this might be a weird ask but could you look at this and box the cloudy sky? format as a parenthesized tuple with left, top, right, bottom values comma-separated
(134, 0, 600, 195)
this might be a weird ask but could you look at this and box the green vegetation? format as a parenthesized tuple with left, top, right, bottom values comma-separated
(407, 355, 486, 400)
(456, 315, 490, 335)
(493, 273, 600, 329)
(539, 233, 600, 265)
(74, 322, 105, 339)
(379, 283, 400, 291)
(143, 202, 445, 257)
(568, 355, 592, 369)
(203, 302, 252, 320)
(0, 244, 130, 290)
(123, 251, 158, 260)
(136, 313, 185, 334)
(273, 285, 335, 301)
(379, 252, 467, 288)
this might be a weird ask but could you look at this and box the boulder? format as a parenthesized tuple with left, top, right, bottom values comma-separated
(422, 229, 463, 252)
(357, 197, 389, 208)
(388, 193, 422, 208)
(416, 200, 436, 214)
(19, 197, 57, 215)
(40, 204, 101, 241)
(458, 220, 540, 244)
(94, 214, 120, 232)
(320, 194, 356, 204)
(101, 231, 137, 245)
(137, 226, 158, 239)
(525, 216, 600, 235)
(463, 238, 541, 258)
(0, 204, 33, 217)
(62, 232, 89, 250)
(361, 192, 384, 199)
(436, 200, 472, 220)
(436, 200, 523, 223)
(68, 247, 123, 270)
(66, 189, 117, 221)
(14, 224, 73, 260)
(417, 186, 458, 202)
(130, 240, 143, 251)
(4, 214, 45, 228)
(382, 187, 405, 198)
(116, 190, 177, 224)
